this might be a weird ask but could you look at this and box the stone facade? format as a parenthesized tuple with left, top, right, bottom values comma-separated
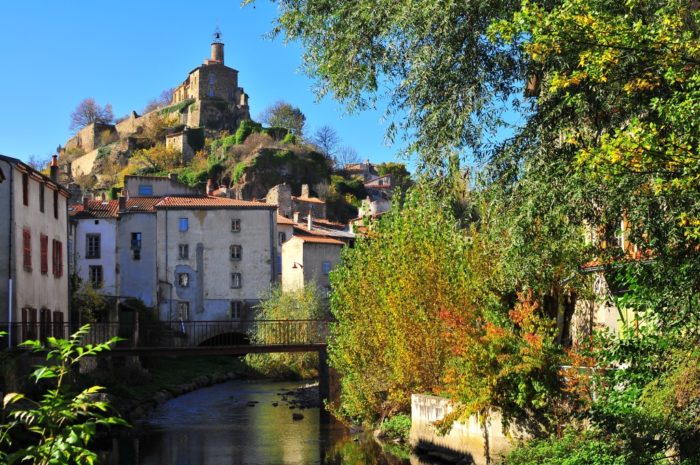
(171, 33, 250, 130)
(155, 197, 277, 324)
(266, 183, 293, 218)
(64, 123, 118, 154)
(0, 155, 70, 344)
(124, 174, 200, 197)
(165, 131, 195, 164)
(281, 235, 343, 293)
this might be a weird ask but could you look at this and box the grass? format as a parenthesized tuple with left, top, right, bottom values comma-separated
(92, 355, 247, 402)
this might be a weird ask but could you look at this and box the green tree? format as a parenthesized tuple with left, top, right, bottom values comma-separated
(246, 285, 326, 379)
(258, 101, 306, 137)
(376, 162, 413, 194)
(0, 326, 127, 465)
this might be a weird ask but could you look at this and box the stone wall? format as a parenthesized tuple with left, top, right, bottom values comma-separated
(410, 394, 523, 465)
(64, 123, 117, 153)
(266, 183, 292, 218)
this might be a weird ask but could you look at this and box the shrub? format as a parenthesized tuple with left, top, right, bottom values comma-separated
(0, 326, 127, 465)
(501, 429, 636, 465)
(234, 120, 263, 144)
(379, 413, 412, 441)
(282, 133, 297, 144)
(232, 162, 247, 184)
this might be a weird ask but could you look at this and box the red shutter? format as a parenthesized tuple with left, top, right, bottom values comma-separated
(57, 241, 63, 277)
(40, 234, 48, 274)
(22, 229, 31, 271)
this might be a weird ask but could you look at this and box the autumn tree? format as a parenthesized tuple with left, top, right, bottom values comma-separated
(70, 98, 114, 131)
(131, 145, 182, 173)
(259, 101, 306, 136)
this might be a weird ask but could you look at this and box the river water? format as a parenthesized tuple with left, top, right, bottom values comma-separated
(108, 379, 435, 465)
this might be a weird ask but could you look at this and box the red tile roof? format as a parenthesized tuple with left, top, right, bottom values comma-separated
(70, 200, 120, 219)
(292, 195, 325, 205)
(294, 236, 345, 246)
(125, 197, 160, 212)
(155, 195, 276, 209)
(277, 214, 296, 225)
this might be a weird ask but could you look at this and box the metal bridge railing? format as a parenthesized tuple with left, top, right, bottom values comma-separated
(0, 320, 330, 350)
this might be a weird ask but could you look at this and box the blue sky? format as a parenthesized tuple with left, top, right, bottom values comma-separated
(0, 1, 404, 167)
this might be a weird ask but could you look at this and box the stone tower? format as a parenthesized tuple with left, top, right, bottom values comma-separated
(211, 29, 224, 64)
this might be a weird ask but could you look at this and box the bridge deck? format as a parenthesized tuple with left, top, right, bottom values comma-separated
(1, 320, 330, 355)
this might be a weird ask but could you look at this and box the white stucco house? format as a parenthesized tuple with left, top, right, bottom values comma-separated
(155, 195, 278, 322)
(281, 235, 344, 293)
(0, 154, 70, 346)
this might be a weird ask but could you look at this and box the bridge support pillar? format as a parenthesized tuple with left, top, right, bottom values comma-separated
(318, 346, 331, 424)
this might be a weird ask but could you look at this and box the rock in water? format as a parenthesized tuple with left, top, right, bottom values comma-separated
(292, 413, 304, 421)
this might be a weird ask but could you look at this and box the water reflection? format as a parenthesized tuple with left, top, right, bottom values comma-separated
(108, 380, 432, 465)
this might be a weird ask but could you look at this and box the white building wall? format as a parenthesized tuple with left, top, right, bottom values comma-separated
(117, 213, 157, 307)
(156, 207, 276, 322)
(0, 159, 70, 327)
(72, 217, 118, 296)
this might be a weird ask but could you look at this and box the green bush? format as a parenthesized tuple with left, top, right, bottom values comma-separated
(232, 162, 247, 184)
(501, 429, 637, 465)
(282, 132, 297, 144)
(159, 98, 194, 115)
(245, 285, 327, 379)
(379, 413, 412, 441)
(234, 120, 263, 144)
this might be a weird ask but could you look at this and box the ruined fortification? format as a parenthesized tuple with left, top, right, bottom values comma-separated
(61, 31, 250, 180)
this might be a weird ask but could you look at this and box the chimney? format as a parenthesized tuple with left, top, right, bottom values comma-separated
(293, 212, 300, 224)
(83, 195, 89, 210)
(169, 173, 178, 182)
(206, 178, 214, 195)
(50, 155, 59, 182)
(118, 196, 126, 212)
(307, 210, 313, 231)
(301, 184, 309, 198)
(101, 192, 106, 202)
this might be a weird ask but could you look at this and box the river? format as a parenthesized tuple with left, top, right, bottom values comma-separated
(108, 379, 439, 465)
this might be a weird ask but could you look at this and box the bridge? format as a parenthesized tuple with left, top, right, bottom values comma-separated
(2, 319, 333, 410)
(1, 319, 330, 356)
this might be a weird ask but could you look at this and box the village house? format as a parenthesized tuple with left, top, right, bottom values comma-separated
(0, 155, 70, 345)
(155, 196, 277, 322)
(69, 199, 120, 315)
(281, 235, 344, 294)
(115, 196, 160, 308)
(69, 196, 161, 312)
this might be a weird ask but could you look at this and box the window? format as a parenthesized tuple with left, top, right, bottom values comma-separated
(22, 229, 31, 272)
(178, 273, 189, 287)
(89, 266, 103, 288)
(231, 219, 241, 232)
(39, 184, 45, 213)
(179, 218, 189, 232)
(230, 244, 242, 261)
(40, 234, 48, 274)
(322, 261, 332, 275)
(177, 301, 190, 321)
(131, 232, 142, 260)
(85, 234, 101, 259)
(53, 191, 58, 219)
(230, 301, 243, 319)
(231, 272, 241, 289)
(52, 240, 63, 277)
(278, 232, 287, 245)
(178, 244, 189, 260)
(22, 173, 28, 206)
(138, 184, 153, 196)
